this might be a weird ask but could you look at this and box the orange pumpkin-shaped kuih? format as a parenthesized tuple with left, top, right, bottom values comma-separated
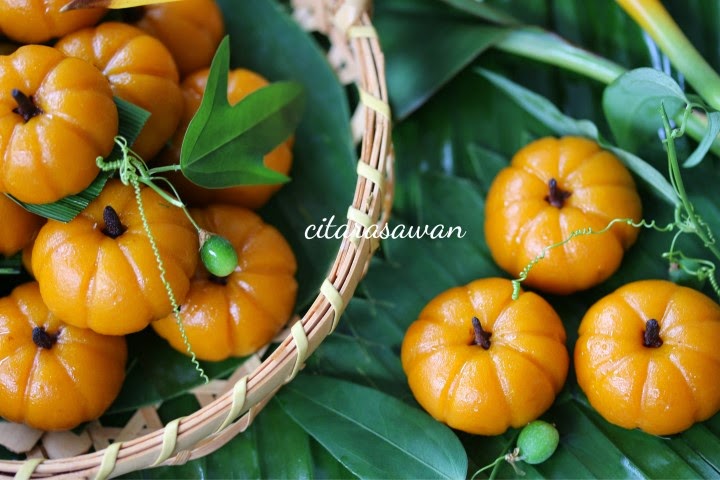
(32, 179, 199, 336)
(575, 279, 720, 436)
(55, 21, 183, 160)
(485, 136, 642, 295)
(0, 282, 127, 431)
(0, 45, 118, 204)
(0, 194, 44, 257)
(159, 68, 294, 209)
(401, 277, 569, 435)
(134, 0, 225, 77)
(152, 204, 297, 361)
(0, 0, 105, 44)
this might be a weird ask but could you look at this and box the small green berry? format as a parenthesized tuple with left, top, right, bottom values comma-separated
(200, 234, 238, 277)
(516, 420, 559, 465)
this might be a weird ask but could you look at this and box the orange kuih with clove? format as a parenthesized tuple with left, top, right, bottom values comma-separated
(152, 204, 297, 361)
(0, 0, 106, 44)
(55, 21, 183, 160)
(0, 45, 118, 204)
(0, 194, 44, 258)
(159, 68, 294, 209)
(0, 282, 127, 431)
(575, 279, 720, 436)
(401, 278, 569, 435)
(31, 179, 198, 336)
(133, 0, 225, 77)
(484, 136, 642, 295)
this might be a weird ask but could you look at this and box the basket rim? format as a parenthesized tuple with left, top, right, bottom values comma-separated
(0, 0, 394, 478)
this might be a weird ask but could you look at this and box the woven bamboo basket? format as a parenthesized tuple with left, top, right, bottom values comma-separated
(0, 0, 393, 477)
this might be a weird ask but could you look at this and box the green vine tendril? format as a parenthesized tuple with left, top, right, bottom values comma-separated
(511, 218, 673, 300)
(97, 136, 208, 384)
(511, 102, 720, 302)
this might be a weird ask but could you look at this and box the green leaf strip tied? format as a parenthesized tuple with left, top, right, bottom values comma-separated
(8, 98, 150, 222)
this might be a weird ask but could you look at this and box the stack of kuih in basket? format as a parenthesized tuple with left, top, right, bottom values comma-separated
(0, 0, 392, 477)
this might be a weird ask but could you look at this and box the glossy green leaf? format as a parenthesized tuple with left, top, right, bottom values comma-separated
(217, 0, 355, 307)
(305, 298, 410, 400)
(107, 329, 244, 414)
(439, 0, 519, 25)
(180, 36, 305, 188)
(477, 67, 679, 205)
(375, 0, 508, 119)
(8, 98, 148, 222)
(0, 254, 21, 275)
(277, 375, 467, 479)
(124, 398, 314, 479)
(602, 68, 687, 152)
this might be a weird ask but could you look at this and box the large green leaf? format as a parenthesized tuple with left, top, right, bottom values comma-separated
(602, 68, 687, 152)
(477, 67, 679, 205)
(107, 329, 242, 414)
(375, 0, 508, 119)
(276, 375, 468, 479)
(217, 0, 356, 307)
(124, 398, 318, 479)
(180, 36, 305, 187)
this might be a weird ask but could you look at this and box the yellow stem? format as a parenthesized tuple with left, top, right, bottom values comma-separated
(615, 0, 720, 110)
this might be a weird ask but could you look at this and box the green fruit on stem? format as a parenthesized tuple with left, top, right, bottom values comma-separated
(517, 420, 559, 465)
(200, 234, 238, 277)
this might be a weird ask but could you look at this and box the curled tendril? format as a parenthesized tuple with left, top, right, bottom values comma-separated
(97, 136, 208, 384)
(512, 104, 720, 303)
(510, 218, 674, 300)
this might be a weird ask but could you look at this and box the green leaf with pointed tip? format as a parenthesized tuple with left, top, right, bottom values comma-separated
(277, 375, 467, 479)
(477, 67, 679, 205)
(684, 111, 720, 167)
(602, 68, 687, 152)
(180, 36, 306, 188)
(375, 0, 508, 119)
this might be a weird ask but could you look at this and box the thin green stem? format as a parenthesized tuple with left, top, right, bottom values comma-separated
(151, 176, 204, 233)
(495, 28, 625, 84)
(132, 178, 208, 384)
(97, 135, 208, 383)
(147, 164, 182, 175)
(470, 457, 504, 480)
(616, 0, 720, 111)
(494, 27, 720, 157)
(661, 104, 720, 262)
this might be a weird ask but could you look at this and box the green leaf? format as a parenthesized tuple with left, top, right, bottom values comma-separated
(0, 253, 21, 275)
(602, 68, 687, 152)
(439, 0, 520, 25)
(375, 0, 508, 119)
(277, 375, 468, 479)
(306, 299, 410, 400)
(217, 0, 356, 307)
(180, 36, 305, 188)
(123, 398, 351, 479)
(107, 329, 244, 414)
(8, 97, 149, 222)
(684, 111, 720, 167)
(477, 67, 600, 138)
(477, 67, 679, 205)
